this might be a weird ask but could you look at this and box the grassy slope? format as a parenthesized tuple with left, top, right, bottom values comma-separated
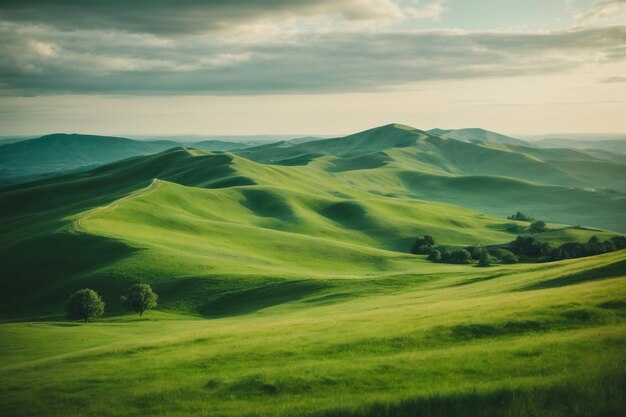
(0, 147, 619, 317)
(0, 133, 625, 416)
(1, 250, 624, 417)
(0, 134, 183, 182)
(335, 169, 626, 231)
(234, 124, 626, 231)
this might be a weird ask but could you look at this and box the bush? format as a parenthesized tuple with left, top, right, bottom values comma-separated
(66, 289, 105, 322)
(121, 283, 158, 317)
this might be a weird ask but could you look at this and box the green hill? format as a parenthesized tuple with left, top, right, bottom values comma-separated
(1, 144, 622, 318)
(0, 125, 625, 417)
(0, 134, 250, 185)
(0, 147, 527, 317)
(428, 127, 530, 146)
(239, 124, 626, 190)
(0, 134, 180, 182)
(1, 248, 624, 417)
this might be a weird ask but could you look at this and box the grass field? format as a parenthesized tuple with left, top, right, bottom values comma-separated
(1, 250, 625, 417)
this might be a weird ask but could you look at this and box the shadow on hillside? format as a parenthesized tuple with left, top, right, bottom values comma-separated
(240, 188, 297, 221)
(0, 232, 138, 320)
(198, 280, 327, 318)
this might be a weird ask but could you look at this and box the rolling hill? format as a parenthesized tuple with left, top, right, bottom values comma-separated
(0, 147, 538, 317)
(0, 134, 250, 185)
(428, 127, 530, 146)
(237, 124, 626, 190)
(0, 124, 624, 417)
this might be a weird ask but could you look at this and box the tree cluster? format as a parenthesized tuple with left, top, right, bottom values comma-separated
(508, 212, 534, 222)
(410, 235, 435, 255)
(509, 235, 625, 262)
(412, 232, 623, 266)
(65, 283, 158, 322)
(411, 236, 476, 265)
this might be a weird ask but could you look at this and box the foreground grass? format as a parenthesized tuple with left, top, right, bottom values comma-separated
(1, 251, 625, 417)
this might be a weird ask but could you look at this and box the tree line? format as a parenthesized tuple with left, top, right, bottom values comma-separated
(66, 283, 158, 322)
(411, 233, 625, 266)
(510, 235, 626, 262)
(410, 235, 518, 266)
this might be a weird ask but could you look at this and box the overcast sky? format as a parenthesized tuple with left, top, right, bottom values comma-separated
(1, 0, 625, 136)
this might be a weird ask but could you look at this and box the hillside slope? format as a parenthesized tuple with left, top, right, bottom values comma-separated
(238, 124, 626, 191)
(0, 134, 251, 185)
(1, 128, 624, 318)
(0, 148, 534, 317)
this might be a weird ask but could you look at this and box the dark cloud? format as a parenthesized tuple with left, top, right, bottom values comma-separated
(0, 0, 404, 35)
(1, 23, 625, 95)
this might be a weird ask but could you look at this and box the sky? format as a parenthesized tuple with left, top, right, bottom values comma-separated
(0, 0, 625, 137)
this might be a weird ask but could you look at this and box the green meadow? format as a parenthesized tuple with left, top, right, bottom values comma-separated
(1, 124, 625, 416)
(2, 252, 625, 417)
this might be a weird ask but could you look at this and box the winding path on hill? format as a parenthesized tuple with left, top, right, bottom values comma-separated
(72, 178, 160, 231)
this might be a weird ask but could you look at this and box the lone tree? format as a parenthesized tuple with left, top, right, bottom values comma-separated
(121, 283, 158, 317)
(66, 289, 105, 322)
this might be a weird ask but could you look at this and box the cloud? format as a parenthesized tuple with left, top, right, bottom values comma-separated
(1, 23, 624, 96)
(0, 0, 439, 35)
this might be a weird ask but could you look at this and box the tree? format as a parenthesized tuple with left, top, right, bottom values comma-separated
(411, 235, 436, 255)
(121, 283, 158, 317)
(530, 220, 547, 233)
(610, 236, 626, 250)
(511, 236, 542, 256)
(427, 250, 442, 262)
(465, 246, 483, 260)
(452, 249, 472, 264)
(478, 251, 492, 267)
(497, 249, 518, 264)
(508, 212, 534, 222)
(441, 249, 472, 264)
(66, 289, 105, 322)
